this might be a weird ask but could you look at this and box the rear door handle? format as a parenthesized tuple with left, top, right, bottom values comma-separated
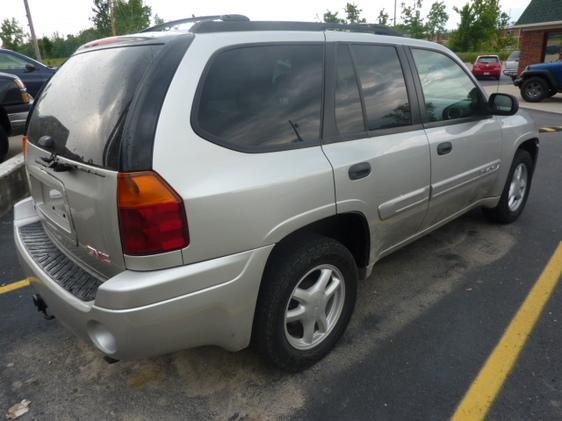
(348, 162, 371, 180)
(437, 142, 453, 155)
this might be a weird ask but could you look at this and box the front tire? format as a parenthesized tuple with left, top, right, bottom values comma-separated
(253, 234, 358, 371)
(483, 150, 534, 224)
(521, 77, 548, 102)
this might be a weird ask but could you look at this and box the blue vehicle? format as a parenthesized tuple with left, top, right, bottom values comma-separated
(514, 61, 562, 102)
(0, 49, 56, 97)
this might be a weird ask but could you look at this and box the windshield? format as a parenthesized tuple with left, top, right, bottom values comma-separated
(27, 44, 162, 169)
(507, 51, 520, 61)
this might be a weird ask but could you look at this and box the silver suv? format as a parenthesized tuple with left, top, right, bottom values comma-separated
(14, 17, 538, 371)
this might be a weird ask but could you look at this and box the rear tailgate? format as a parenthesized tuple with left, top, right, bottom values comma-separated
(25, 41, 165, 279)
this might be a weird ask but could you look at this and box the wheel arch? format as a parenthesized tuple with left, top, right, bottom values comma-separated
(517, 137, 539, 167)
(522, 71, 557, 90)
(263, 212, 371, 274)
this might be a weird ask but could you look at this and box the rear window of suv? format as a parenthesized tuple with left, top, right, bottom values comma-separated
(194, 44, 324, 151)
(27, 44, 162, 169)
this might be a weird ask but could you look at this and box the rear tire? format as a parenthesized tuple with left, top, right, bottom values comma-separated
(520, 77, 548, 102)
(253, 234, 357, 372)
(483, 150, 534, 224)
(0, 126, 8, 163)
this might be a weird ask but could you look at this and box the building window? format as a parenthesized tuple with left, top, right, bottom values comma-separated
(544, 33, 562, 63)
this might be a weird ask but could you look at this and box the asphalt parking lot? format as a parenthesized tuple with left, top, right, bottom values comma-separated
(1, 108, 561, 420)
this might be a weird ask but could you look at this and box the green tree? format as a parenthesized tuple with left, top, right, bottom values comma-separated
(344, 3, 367, 23)
(323, 10, 345, 23)
(114, 0, 152, 35)
(378, 9, 390, 25)
(426, 1, 448, 39)
(400, 0, 426, 39)
(91, 0, 112, 37)
(449, 0, 507, 51)
(0, 18, 26, 51)
(153, 14, 165, 25)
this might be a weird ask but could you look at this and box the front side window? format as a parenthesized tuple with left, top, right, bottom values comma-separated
(350, 44, 411, 131)
(412, 49, 486, 122)
(195, 44, 324, 150)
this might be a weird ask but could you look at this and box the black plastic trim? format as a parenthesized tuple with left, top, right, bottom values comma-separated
(120, 34, 193, 171)
(520, 69, 559, 90)
(190, 21, 402, 36)
(190, 42, 326, 154)
(19, 222, 103, 302)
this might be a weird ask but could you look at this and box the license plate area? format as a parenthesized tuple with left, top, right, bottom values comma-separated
(30, 173, 74, 236)
(484, 72, 490, 75)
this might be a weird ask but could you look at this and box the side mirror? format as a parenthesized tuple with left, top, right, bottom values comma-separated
(24, 63, 36, 72)
(489, 93, 518, 116)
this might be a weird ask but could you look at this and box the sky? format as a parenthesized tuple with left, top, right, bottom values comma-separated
(1, 0, 528, 39)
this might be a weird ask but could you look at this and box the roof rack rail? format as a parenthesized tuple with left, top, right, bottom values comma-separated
(189, 21, 402, 36)
(142, 14, 249, 32)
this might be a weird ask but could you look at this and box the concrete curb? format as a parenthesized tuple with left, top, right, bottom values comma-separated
(0, 153, 29, 217)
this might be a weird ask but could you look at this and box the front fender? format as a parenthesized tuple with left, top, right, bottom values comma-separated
(492, 110, 539, 196)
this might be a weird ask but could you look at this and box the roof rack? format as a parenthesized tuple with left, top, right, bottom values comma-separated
(141, 14, 249, 32)
(143, 16, 402, 37)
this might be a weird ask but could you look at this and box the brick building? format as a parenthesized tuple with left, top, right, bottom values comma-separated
(513, 0, 562, 75)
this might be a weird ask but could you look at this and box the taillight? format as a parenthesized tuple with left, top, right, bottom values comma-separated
(117, 171, 189, 256)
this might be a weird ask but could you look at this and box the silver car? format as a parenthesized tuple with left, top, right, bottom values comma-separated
(14, 17, 539, 371)
(504, 50, 520, 79)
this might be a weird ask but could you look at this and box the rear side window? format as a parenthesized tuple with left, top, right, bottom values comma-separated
(195, 44, 324, 151)
(350, 44, 411, 131)
(28, 45, 162, 168)
(335, 44, 364, 135)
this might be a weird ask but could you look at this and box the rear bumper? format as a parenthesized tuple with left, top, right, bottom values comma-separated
(14, 197, 274, 359)
(503, 69, 517, 77)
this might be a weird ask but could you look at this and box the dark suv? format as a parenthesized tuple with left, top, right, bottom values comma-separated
(515, 61, 562, 102)
(0, 72, 32, 161)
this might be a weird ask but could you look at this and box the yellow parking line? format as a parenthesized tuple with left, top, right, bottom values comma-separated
(0, 279, 30, 294)
(452, 242, 562, 421)
(540, 127, 556, 132)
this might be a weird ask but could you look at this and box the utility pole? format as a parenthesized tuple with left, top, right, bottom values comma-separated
(393, 0, 397, 26)
(109, 0, 117, 36)
(23, 0, 41, 61)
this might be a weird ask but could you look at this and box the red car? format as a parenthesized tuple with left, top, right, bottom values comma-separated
(472, 55, 502, 80)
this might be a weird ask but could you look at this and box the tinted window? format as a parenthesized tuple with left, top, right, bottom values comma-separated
(28, 45, 162, 168)
(351, 44, 411, 130)
(412, 49, 486, 122)
(0, 52, 28, 70)
(335, 44, 364, 135)
(196, 45, 323, 150)
(478, 56, 499, 63)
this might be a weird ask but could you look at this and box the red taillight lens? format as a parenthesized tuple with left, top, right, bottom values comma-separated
(117, 171, 189, 255)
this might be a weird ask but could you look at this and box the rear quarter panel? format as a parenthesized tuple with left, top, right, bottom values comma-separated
(152, 31, 336, 265)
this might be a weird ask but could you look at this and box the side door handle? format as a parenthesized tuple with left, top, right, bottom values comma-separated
(348, 162, 371, 180)
(437, 141, 453, 155)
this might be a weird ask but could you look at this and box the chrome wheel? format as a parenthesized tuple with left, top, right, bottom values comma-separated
(525, 81, 543, 100)
(284, 264, 345, 350)
(508, 163, 528, 211)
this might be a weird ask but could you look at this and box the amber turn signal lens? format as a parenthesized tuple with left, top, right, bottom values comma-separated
(21, 135, 28, 158)
(117, 171, 189, 256)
